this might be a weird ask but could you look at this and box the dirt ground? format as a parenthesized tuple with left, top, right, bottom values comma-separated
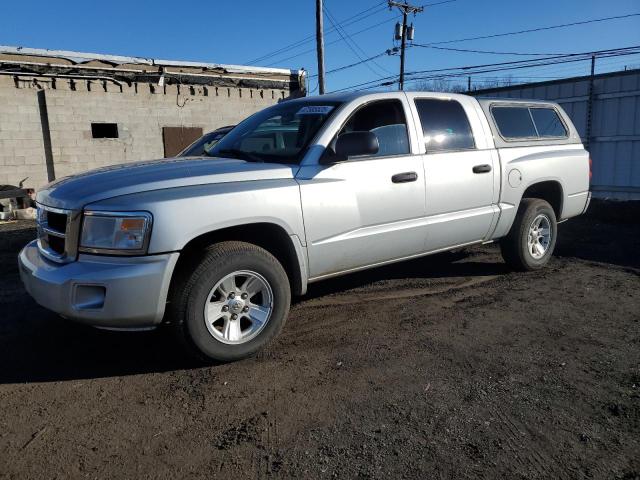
(0, 200, 638, 479)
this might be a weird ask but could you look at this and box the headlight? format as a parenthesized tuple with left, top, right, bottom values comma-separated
(80, 211, 152, 255)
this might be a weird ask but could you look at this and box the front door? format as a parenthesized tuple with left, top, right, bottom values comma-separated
(297, 98, 426, 280)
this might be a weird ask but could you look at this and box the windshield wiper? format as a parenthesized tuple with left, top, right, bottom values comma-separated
(215, 149, 264, 163)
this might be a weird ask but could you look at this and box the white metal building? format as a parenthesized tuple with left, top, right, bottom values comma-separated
(473, 69, 640, 200)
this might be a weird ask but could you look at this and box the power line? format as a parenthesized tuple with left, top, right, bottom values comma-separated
(318, 11, 639, 86)
(396, 52, 640, 90)
(436, 53, 640, 88)
(415, 45, 571, 56)
(423, 13, 640, 46)
(307, 6, 635, 86)
(300, 1, 455, 80)
(248, 2, 387, 65)
(309, 49, 398, 77)
(245, 1, 388, 65)
(418, 0, 457, 7)
(263, 13, 401, 67)
(324, 5, 389, 78)
(331, 46, 640, 91)
(325, 5, 396, 75)
(517, 51, 640, 79)
(253, 0, 457, 68)
(402, 51, 640, 88)
(378, 46, 640, 88)
(409, 55, 640, 90)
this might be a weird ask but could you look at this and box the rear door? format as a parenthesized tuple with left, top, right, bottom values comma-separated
(406, 94, 498, 251)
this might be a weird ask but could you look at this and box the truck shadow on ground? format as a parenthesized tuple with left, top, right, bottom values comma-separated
(298, 249, 510, 302)
(0, 249, 508, 384)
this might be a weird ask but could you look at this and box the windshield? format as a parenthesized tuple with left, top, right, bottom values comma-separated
(178, 127, 233, 157)
(207, 100, 342, 164)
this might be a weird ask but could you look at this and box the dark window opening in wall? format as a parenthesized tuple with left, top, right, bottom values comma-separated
(91, 123, 119, 139)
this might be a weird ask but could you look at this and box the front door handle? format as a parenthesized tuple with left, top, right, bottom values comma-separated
(472, 164, 492, 174)
(391, 171, 418, 183)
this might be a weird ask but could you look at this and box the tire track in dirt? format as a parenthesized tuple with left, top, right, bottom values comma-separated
(286, 274, 502, 344)
(298, 275, 501, 309)
(491, 406, 568, 480)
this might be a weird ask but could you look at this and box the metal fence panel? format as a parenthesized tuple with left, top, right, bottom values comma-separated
(473, 69, 640, 200)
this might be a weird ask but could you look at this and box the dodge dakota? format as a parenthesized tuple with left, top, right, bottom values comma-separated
(19, 91, 591, 361)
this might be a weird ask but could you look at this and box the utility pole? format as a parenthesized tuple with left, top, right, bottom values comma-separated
(585, 55, 596, 151)
(316, 0, 326, 94)
(389, 1, 423, 90)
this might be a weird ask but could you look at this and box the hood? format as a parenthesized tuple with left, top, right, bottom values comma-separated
(37, 157, 298, 209)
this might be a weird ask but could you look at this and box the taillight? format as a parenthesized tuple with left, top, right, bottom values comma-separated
(588, 157, 592, 180)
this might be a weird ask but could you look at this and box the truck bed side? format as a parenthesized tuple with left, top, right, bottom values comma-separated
(474, 98, 590, 239)
(491, 144, 590, 239)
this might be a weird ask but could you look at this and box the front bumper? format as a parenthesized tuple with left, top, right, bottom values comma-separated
(19, 240, 179, 328)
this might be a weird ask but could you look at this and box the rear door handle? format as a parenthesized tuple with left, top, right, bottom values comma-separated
(391, 171, 418, 183)
(472, 164, 492, 174)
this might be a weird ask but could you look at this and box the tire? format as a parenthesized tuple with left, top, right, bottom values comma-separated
(170, 241, 291, 362)
(500, 198, 557, 271)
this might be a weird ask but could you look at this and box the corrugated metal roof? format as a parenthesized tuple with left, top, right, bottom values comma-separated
(0, 45, 306, 93)
(0, 45, 302, 76)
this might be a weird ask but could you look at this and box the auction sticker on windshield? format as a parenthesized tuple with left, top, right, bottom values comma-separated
(297, 106, 334, 115)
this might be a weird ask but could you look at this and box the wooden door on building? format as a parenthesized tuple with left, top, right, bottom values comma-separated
(162, 126, 203, 157)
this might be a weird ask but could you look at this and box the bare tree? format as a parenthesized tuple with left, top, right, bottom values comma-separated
(413, 78, 466, 93)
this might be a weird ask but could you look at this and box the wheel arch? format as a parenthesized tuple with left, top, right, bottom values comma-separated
(170, 222, 307, 301)
(521, 180, 564, 219)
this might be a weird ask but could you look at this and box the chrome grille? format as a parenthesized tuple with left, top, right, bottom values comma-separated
(36, 204, 81, 263)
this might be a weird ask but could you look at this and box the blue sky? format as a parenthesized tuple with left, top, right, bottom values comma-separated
(1, 0, 639, 92)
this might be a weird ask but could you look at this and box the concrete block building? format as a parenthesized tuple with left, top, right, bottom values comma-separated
(0, 46, 306, 189)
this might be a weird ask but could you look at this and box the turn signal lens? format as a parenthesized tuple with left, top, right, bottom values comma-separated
(120, 218, 145, 231)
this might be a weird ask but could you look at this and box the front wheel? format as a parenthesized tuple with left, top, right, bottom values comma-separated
(500, 198, 557, 271)
(170, 241, 291, 362)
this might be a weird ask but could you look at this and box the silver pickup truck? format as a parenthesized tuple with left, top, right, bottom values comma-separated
(19, 91, 591, 361)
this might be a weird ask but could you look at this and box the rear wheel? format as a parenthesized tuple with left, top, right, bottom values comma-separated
(500, 198, 557, 271)
(170, 241, 290, 362)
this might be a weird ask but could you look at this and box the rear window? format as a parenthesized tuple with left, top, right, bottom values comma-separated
(492, 105, 567, 140)
(530, 108, 567, 137)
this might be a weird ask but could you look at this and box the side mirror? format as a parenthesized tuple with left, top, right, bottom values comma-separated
(336, 131, 379, 158)
(319, 131, 379, 165)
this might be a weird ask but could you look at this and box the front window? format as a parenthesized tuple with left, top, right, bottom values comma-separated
(338, 99, 410, 157)
(208, 101, 342, 164)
